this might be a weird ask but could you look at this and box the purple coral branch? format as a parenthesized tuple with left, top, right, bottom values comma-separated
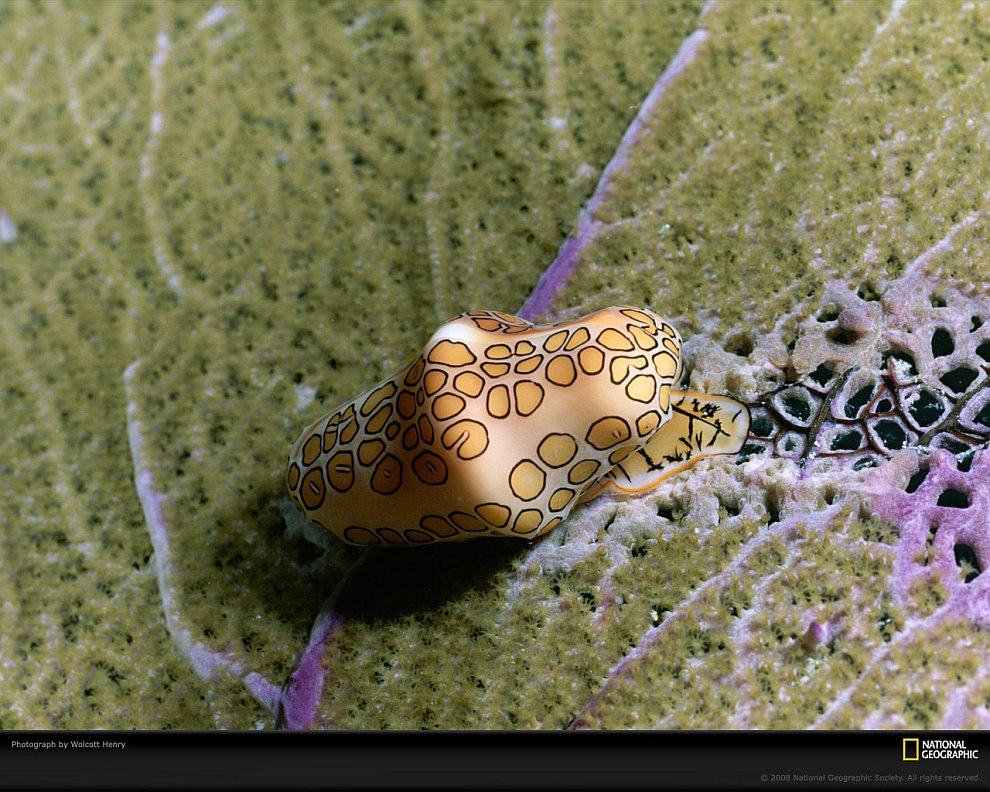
(127, 355, 374, 729)
(900, 209, 982, 282)
(275, 611, 342, 730)
(126, 360, 282, 721)
(868, 448, 990, 626)
(568, 504, 845, 729)
(941, 683, 990, 729)
(126, 361, 249, 681)
(517, 29, 709, 322)
(277, 550, 371, 730)
(810, 602, 956, 728)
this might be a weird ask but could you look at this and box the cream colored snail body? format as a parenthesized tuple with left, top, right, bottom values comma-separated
(286, 306, 749, 546)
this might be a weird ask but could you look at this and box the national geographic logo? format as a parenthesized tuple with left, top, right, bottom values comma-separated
(903, 738, 980, 761)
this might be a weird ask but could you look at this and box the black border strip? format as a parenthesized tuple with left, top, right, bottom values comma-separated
(1, 730, 988, 790)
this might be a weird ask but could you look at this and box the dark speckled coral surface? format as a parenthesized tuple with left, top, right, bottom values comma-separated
(2, 0, 990, 729)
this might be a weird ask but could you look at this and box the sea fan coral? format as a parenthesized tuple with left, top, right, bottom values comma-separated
(734, 274, 989, 475)
(560, 267, 990, 729)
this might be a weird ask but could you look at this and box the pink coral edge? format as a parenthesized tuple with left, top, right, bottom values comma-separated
(517, 28, 710, 322)
(126, 362, 247, 681)
(126, 357, 375, 729)
(276, 551, 371, 730)
(868, 448, 990, 627)
(567, 505, 846, 729)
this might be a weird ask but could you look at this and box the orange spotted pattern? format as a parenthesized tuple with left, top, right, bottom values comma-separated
(287, 306, 749, 546)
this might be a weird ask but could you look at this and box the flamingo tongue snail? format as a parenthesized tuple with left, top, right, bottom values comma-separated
(286, 306, 750, 546)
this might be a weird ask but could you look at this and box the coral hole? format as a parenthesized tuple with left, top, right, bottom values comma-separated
(718, 496, 741, 518)
(872, 418, 908, 451)
(809, 363, 833, 387)
(843, 385, 875, 419)
(826, 327, 856, 345)
(751, 413, 774, 438)
(782, 395, 812, 422)
(882, 348, 918, 377)
(905, 465, 929, 493)
(830, 430, 862, 451)
(936, 489, 970, 509)
(939, 368, 978, 394)
(956, 451, 975, 473)
(954, 544, 981, 584)
(816, 305, 840, 323)
(907, 389, 945, 427)
(930, 328, 955, 358)
(736, 443, 766, 464)
(857, 282, 881, 302)
(724, 332, 755, 358)
(774, 388, 815, 425)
